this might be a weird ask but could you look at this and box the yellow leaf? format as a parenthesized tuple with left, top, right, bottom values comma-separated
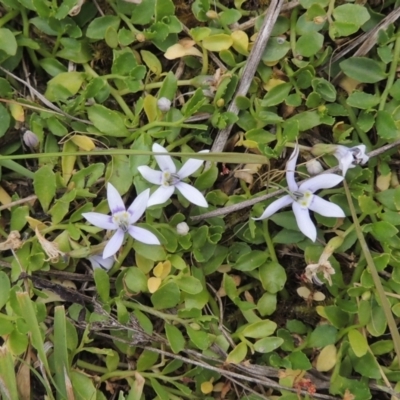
(147, 277, 162, 293)
(264, 78, 287, 91)
(376, 172, 391, 191)
(62, 141, 77, 185)
(70, 135, 95, 151)
(0, 185, 11, 205)
(316, 344, 337, 372)
(164, 39, 202, 59)
(9, 103, 24, 122)
(25, 216, 47, 230)
(201, 381, 213, 394)
(143, 94, 158, 123)
(231, 30, 249, 55)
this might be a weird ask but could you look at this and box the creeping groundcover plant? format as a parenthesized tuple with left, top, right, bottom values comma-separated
(254, 145, 345, 241)
(4, 0, 400, 399)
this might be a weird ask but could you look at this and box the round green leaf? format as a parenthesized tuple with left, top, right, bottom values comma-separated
(202, 34, 233, 51)
(151, 282, 180, 309)
(242, 320, 277, 339)
(175, 276, 202, 294)
(259, 262, 286, 293)
(86, 16, 120, 40)
(262, 83, 292, 107)
(254, 336, 284, 353)
(295, 31, 324, 57)
(348, 329, 368, 357)
(234, 250, 268, 272)
(88, 105, 129, 137)
(165, 324, 185, 353)
(124, 267, 147, 294)
(226, 342, 247, 364)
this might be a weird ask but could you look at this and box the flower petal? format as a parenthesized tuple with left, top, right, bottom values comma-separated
(352, 144, 369, 165)
(103, 229, 125, 258)
(127, 189, 150, 223)
(147, 186, 175, 207)
(128, 226, 160, 245)
(309, 195, 345, 218)
(82, 212, 117, 230)
(175, 182, 208, 207)
(338, 152, 354, 176)
(299, 174, 344, 193)
(107, 183, 125, 214)
(286, 145, 299, 192)
(178, 150, 209, 179)
(88, 255, 114, 271)
(138, 166, 163, 185)
(253, 195, 293, 220)
(292, 202, 317, 242)
(153, 143, 176, 173)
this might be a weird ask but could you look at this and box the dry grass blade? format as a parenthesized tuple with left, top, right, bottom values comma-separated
(209, 0, 286, 158)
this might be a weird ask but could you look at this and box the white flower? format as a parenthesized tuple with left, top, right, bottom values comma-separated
(88, 255, 114, 271)
(83, 183, 160, 259)
(23, 130, 39, 150)
(333, 144, 369, 176)
(176, 222, 189, 235)
(138, 143, 209, 208)
(306, 159, 324, 175)
(253, 145, 345, 242)
(157, 97, 172, 112)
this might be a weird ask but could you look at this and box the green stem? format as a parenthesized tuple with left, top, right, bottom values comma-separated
(123, 300, 190, 324)
(21, 9, 40, 69)
(166, 134, 194, 151)
(0, 9, 19, 27)
(0, 159, 34, 179)
(262, 220, 278, 262)
(289, 7, 298, 57)
(338, 96, 372, 149)
(201, 45, 209, 75)
(379, 32, 400, 110)
(344, 181, 400, 368)
(110, 235, 133, 276)
(118, 79, 193, 96)
(83, 64, 135, 119)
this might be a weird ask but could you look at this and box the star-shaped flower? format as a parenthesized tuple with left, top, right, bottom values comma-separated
(88, 255, 114, 271)
(333, 144, 369, 176)
(138, 143, 209, 207)
(83, 183, 160, 259)
(253, 145, 345, 242)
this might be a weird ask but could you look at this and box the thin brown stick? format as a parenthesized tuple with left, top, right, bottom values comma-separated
(0, 195, 37, 211)
(209, 0, 285, 162)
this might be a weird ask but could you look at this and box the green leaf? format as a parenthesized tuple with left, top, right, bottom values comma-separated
(242, 320, 277, 338)
(261, 83, 292, 107)
(333, 4, 370, 27)
(350, 349, 381, 379)
(0, 103, 10, 137)
(0, 28, 17, 56)
(34, 164, 56, 212)
(261, 37, 291, 62)
(94, 268, 110, 303)
(165, 323, 185, 353)
(295, 31, 324, 57)
(137, 349, 158, 371)
(235, 250, 268, 272)
(226, 342, 247, 363)
(195, 164, 218, 191)
(87, 105, 129, 137)
(376, 110, 399, 140)
(254, 336, 284, 353)
(311, 78, 336, 102)
(368, 221, 398, 242)
(259, 262, 287, 293)
(0, 346, 19, 399)
(86, 16, 120, 40)
(307, 325, 337, 348)
(71, 370, 97, 400)
(141, 50, 162, 76)
(175, 276, 202, 294)
(257, 292, 277, 316)
(105, 155, 133, 195)
(124, 267, 147, 294)
(366, 302, 387, 337)
(348, 329, 368, 357)
(45, 71, 84, 102)
(340, 57, 387, 83)
(155, 0, 174, 21)
(186, 325, 210, 350)
(0, 271, 10, 310)
(346, 91, 380, 109)
(151, 282, 180, 309)
(286, 351, 312, 370)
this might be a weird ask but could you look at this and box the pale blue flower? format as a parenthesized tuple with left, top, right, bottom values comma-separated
(333, 144, 369, 176)
(138, 143, 209, 207)
(254, 145, 345, 242)
(88, 255, 114, 271)
(83, 183, 160, 258)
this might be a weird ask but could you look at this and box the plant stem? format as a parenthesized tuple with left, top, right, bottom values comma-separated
(262, 220, 278, 262)
(344, 180, 400, 368)
(0, 9, 19, 27)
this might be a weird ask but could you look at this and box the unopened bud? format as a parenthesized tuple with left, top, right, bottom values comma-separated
(306, 159, 324, 175)
(176, 222, 189, 235)
(313, 16, 326, 24)
(23, 130, 39, 150)
(136, 33, 145, 42)
(157, 97, 171, 112)
(206, 10, 219, 19)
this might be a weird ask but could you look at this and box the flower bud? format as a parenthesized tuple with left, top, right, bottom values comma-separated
(157, 97, 172, 112)
(306, 159, 323, 175)
(206, 10, 219, 19)
(176, 222, 189, 235)
(23, 130, 39, 150)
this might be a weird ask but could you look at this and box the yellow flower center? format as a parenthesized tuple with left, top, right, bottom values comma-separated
(162, 171, 179, 187)
(296, 190, 313, 208)
(112, 211, 130, 232)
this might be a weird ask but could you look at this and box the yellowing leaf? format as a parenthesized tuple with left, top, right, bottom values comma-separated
(147, 277, 162, 293)
(153, 261, 171, 279)
(143, 94, 158, 123)
(348, 329, 368, 357)
(70, 135, 95, 151)
(231, 30, 249, 55)
(263, 78, 287, 91)
(9, 103, 24, 122)
(25, 216, 47, 230)
(226, 342, 247, 364)
(0, 185, 11, 205)
(202, 34, 233, 52)
(316, 344, 337, 372)
(201, 381, 213, 394)
(164, 39, 202, 59)
(376, 172, 391, 191)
